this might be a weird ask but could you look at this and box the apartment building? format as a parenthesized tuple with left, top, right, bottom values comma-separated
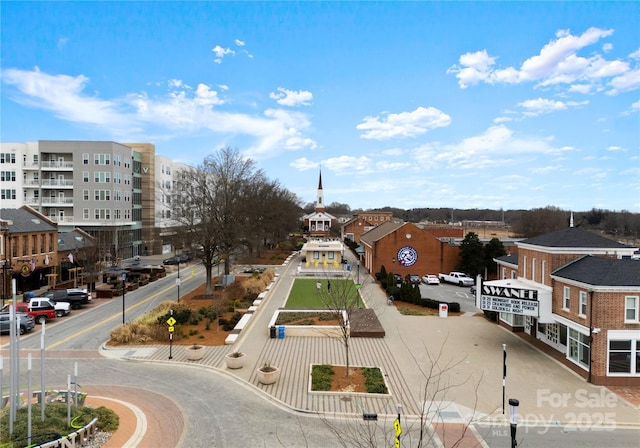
(1, 140, 143, 261)
(483, 226, 640, 385)
(1, 140, 198, 259)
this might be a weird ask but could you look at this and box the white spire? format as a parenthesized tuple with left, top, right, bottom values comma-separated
(569, 211, 574, 228)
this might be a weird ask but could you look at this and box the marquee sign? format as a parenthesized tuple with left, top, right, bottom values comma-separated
(479, 284, 539, 317)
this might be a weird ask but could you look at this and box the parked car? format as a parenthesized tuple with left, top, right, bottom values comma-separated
(422, 274, 440, 285)
(0, 312, 36, 334)
(29, 297, 71, 317)
(1, 302, 56, 324)
(406, 274, 422, 285)
(163, 256, 180, 265)
(393, 273, 403, 284)
(44, 288, 91, 309)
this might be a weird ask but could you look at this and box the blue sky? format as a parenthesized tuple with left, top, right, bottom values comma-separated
(2, 1, 639, 212)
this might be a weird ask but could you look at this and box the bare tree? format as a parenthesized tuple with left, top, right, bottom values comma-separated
(172, 147, 301, 295)
(321, 338, 483, 448)
(316, 274, 366, 378)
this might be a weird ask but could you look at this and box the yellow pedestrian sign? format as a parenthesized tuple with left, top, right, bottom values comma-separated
(167, 317, 176, 326)
(168, 326, 175, 333)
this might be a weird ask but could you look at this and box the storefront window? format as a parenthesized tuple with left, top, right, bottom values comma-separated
(568, 328, 590, 369)
(608, 340, 636, 374)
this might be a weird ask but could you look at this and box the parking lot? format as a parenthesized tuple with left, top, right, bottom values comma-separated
(419, 281, 479, 312)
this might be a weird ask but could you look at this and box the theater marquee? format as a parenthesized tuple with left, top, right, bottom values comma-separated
(479, 284, 539, 317)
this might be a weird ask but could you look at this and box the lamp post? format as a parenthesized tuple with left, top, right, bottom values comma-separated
(356, 260, 360, 285)
(176, 259, 181, 302)
(509, 398, 519, 448)
(121, 272, 127, 325)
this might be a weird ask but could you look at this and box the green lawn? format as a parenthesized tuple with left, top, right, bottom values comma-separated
(285, 279, 363, 309)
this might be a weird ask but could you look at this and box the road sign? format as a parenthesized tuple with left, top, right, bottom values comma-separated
(394, 418, 402, 436)
(168, 326, 174, 333)
(166, 317, 176, 326)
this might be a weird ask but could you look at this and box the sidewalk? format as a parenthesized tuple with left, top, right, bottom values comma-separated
(102, 251, 640, 446)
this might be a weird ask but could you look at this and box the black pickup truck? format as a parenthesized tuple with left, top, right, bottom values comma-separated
(44, 288, 92, 310)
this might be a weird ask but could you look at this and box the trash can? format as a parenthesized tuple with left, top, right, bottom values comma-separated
(439, 303, 448, 318)
(23, 291, 35, 303)
(278, 325, 285, 339)
(270, 325, 276, 339)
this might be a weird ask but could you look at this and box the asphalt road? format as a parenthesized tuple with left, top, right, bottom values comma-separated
(12, 264, 207, 351)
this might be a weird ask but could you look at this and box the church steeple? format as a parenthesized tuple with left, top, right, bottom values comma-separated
(316, 169, 325, 212)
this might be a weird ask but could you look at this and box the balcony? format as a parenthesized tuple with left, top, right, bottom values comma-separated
(24, 197, 40, 205)
(41, 197, 74, 205)
(47, 216, 75, 224)
(41, 161, 73, 170)
(24, 179, 41, 186)
(41, 179, 73, 188)
(22, 162, 40, 170)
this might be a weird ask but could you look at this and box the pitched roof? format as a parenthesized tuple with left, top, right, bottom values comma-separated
(496, 251, 518, 266)
(359, 221, 405, 247)
(58, 229, 96, 252)
(0, 207, 57, 233)
(552, 255, 640, 287)
(519, 227, 633, 250)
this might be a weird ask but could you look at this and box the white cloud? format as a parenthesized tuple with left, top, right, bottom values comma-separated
(1, 67, 316, 158)
(493, 116, 513, 124)
(607, 145, 625, 152)
(269, 87, 313, 107)
(194, 83, 224, 106)
(212, 45, 235, 63)
(234, 39, 245, 46)
(323, 155, 372, 174)
(357, 106, 451, 140)
(217, 84, 229, 91)
(1, 67, 130, 129)
(607, 69, 640, 95)
(290, 157, 318, 171)
(633, 100, 640, 110)
(602, 43, 613, 52)
(629, 48, 640, 60)
(57, 37, 69, 50)
(448, 27, 640, 94)
(446, 50, 496, 88)
(518, 98, 588, 116)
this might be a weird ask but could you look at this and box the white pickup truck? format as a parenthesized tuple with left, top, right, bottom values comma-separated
(438, 271, 474, 287)
(29, 297, 71, 317)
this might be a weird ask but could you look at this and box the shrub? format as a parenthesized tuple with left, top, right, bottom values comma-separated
(311, 364, 334, 391)
(362, 367, 388, 394)
(483, 310, 498, 321)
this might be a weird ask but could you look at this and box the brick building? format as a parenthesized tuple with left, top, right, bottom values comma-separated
(0, 206, 59, 302)
(341, 211, 394, 244)
(484, 226, 639, 385)
(359, 221, 463, 277)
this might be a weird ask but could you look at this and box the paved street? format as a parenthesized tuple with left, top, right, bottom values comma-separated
(3, 252, 639, 447)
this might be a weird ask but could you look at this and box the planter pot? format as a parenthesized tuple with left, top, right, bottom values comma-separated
(225, 352, 246, 369)
(257, 366, 280, 385)
(185, 345, 205, 361)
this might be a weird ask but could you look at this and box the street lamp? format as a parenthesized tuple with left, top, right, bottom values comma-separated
(509, 398, 519, 448)
(356, 260, 360, 285)
(121, 272, 127, 325)
(176, 259, 181, 302)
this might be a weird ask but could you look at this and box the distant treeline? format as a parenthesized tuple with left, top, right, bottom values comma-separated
(303, 202, 640, 242)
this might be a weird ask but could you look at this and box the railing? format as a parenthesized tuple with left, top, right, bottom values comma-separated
(47, 216, 75, 223)
(40, 161, 74, 169)
(41, 179, 74, 187)
(24, 179, 41, 186)
(24, 197, 40, 204)
(41, 197, 74, 204)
